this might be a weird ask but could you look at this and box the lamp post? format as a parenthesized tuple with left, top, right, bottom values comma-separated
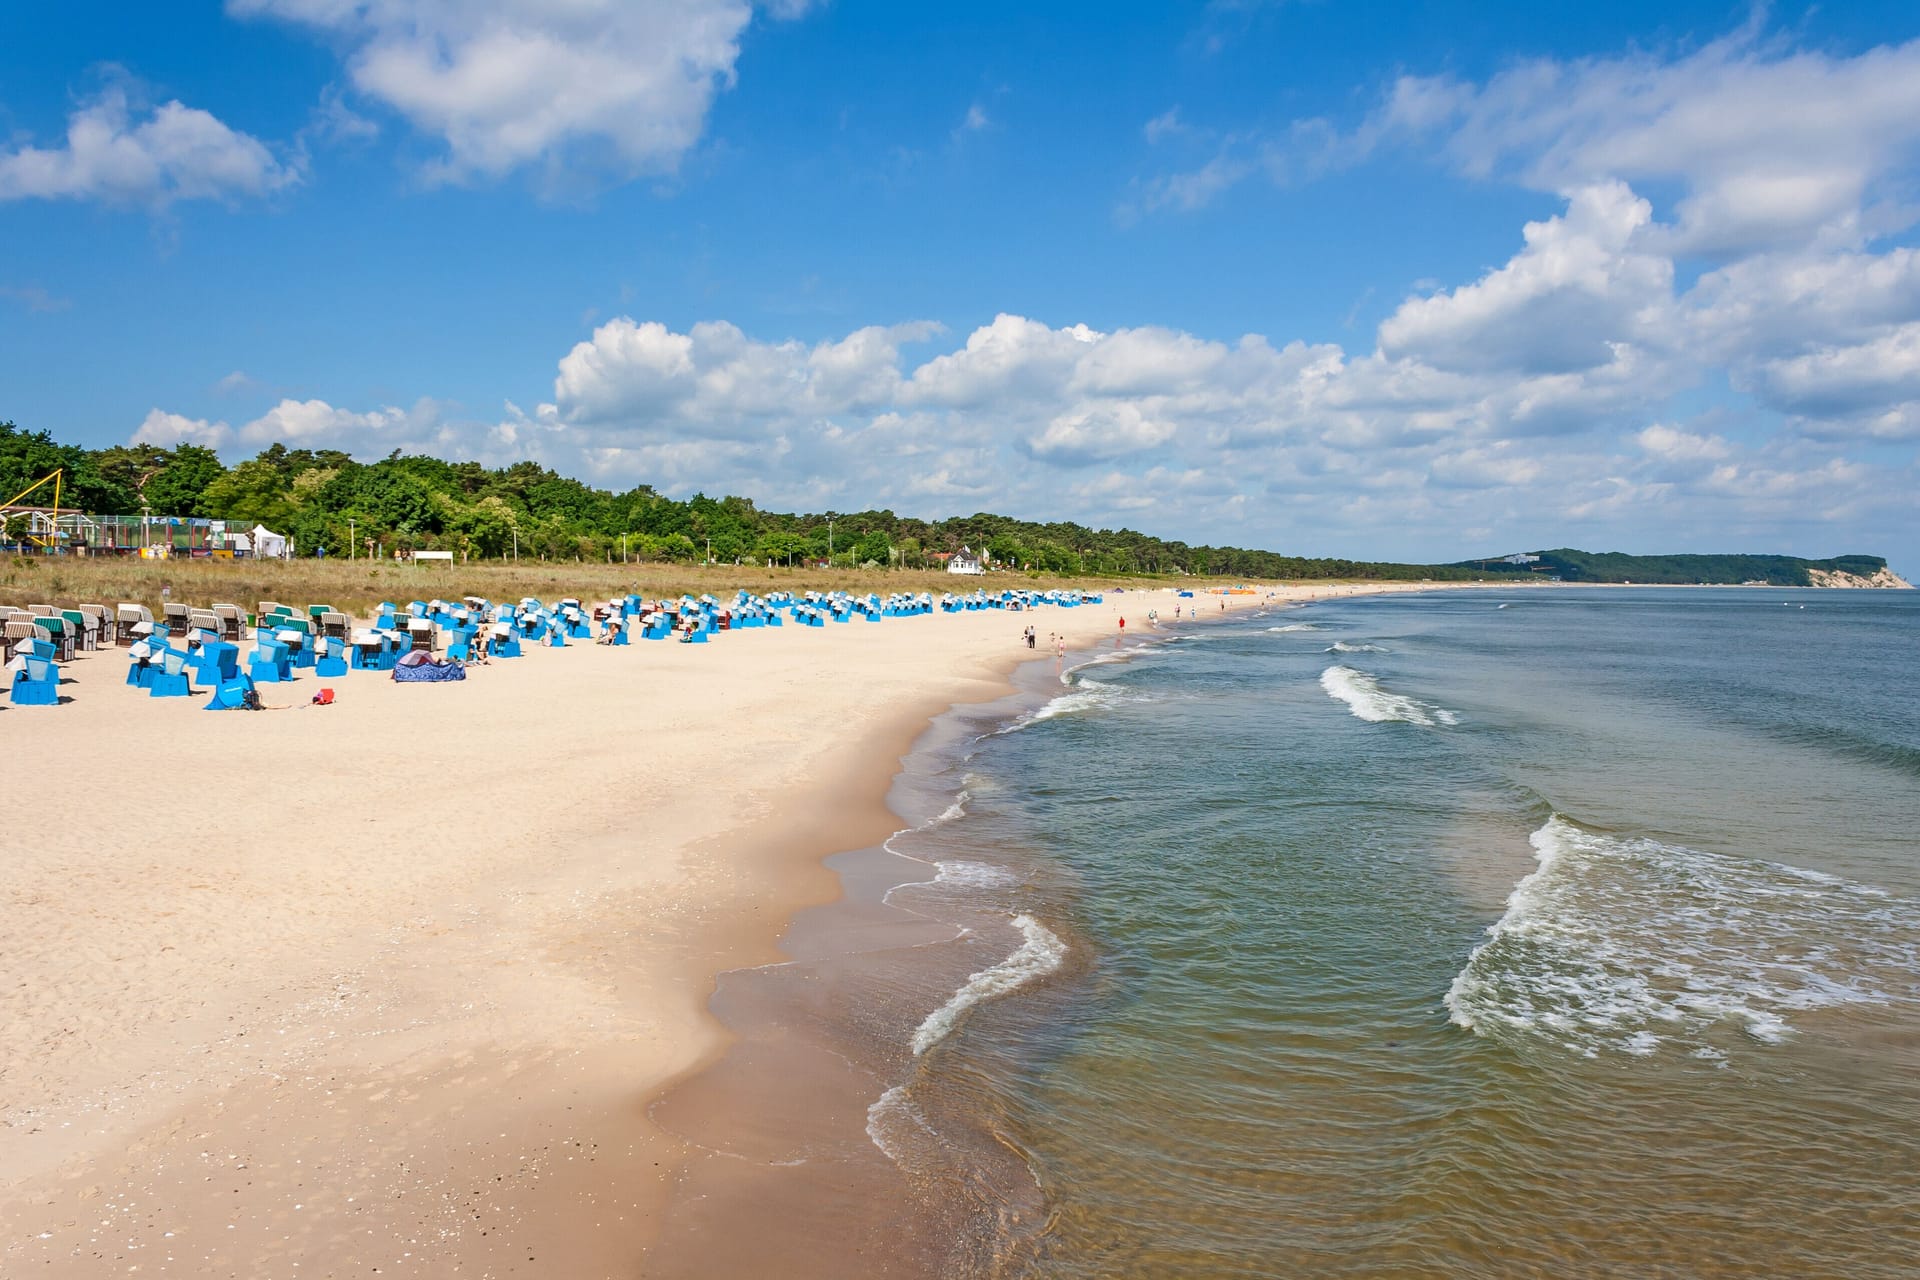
(349, 518, 355, 561)
(141, 501, 151, 550)
(828, 517, 834, 564)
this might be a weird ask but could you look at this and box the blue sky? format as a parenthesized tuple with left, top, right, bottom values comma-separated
(3, 2, 1918, 570)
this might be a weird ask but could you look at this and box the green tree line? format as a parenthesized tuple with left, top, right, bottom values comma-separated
(3, 418, 1489, 578)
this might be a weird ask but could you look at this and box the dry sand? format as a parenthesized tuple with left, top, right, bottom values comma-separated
(0, 581, 1451, 1276)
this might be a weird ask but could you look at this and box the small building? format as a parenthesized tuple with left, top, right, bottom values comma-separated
(947, 546, 984, 575)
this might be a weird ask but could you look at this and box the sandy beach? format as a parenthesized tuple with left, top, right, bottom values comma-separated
(1, 580, 1449, 1277)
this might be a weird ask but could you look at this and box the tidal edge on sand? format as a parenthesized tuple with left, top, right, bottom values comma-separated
(1, 581, 1451, 1277)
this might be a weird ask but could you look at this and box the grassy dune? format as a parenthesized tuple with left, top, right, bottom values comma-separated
(0, 555, 1192, 619)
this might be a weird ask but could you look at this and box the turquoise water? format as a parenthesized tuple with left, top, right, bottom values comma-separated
(873, 589, 1920, 1277)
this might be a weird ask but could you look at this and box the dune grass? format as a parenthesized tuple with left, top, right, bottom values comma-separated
(0, 554, 1202, 620)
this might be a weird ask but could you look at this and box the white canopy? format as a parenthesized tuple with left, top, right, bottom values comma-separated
(251, 525, 290, 559)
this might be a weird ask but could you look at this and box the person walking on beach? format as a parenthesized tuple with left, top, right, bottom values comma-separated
(1055, 634, 1065, 659)
(1024, 624, 1036, 649)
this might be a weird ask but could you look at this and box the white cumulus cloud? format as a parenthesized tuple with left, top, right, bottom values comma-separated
(0, 83, 298, 207)
(1378, 182, 1672, 375)
(228, 0, 811, 187)
(134, 409, 233, 448)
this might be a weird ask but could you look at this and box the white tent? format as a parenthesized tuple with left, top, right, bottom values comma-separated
(251, 525, 291, 559)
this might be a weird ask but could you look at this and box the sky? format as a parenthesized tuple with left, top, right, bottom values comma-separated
(3, 2, 1918, 570)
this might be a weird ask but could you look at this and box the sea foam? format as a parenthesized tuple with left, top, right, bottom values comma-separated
(1445, 816, 1920, 1058)
(911, 914, 1066, 1056)
(1267, 623, 1323, 633)
(999, 677, 1148, 733)
(1319, 665, 1458, 726)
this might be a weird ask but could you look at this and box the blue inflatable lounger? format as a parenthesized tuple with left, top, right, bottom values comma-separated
(391, 651, 467, 683)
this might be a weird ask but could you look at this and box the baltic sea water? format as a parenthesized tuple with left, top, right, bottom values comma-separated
(647, 586, 1919, 1277)
(872, 587, 1920, 1277)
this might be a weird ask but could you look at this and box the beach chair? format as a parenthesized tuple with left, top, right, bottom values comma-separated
(161, 601, 192, 634)
(191, 639, 241, 686)
(62, 608, 99, 651)
(188, 608, 221, 640)
(3, 617, 46, 663)
(318, 611, 351, 651)
(488, 621, 521, 658)
(125, 635, 159, 688)
(314, 635, 349, 677)
(212, 603, 245, 642)
(274, 619, 315, 669)
(349, 628, 389, 671)
(86, 603, 116, 639)
(443, 623, 477, 663)
(406, 618, 434, 653)
(249, 637, 293, 683)
(149, 647, 194, 698)
(9, 651, 59, 705)
(204, 674, 257, 710)
(23, 612, 73, 661)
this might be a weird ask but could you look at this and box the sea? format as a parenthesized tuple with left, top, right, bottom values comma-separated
(646, 587, 1920, 1279)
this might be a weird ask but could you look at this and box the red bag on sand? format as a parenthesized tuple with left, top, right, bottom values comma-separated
(312, 688, 335, 706)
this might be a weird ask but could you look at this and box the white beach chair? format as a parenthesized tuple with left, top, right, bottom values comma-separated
(116, 603, 154, 646)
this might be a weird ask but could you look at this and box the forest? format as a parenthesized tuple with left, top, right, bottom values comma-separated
(0, 420, 1481, 580)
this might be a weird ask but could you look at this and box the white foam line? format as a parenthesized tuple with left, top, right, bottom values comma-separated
(911, 914, 1065, 1056)
(879, 786, 974, 856)
(1319, 664, 1458, 726)
(1445, 815, 1918, 1058)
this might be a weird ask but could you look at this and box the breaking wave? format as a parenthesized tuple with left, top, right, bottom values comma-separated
(1325, 641, 1389, 654)
(911, 914, 1067, 1056)
(1319, 665, 1459, 726)
(1445, 816, 1920, 1059)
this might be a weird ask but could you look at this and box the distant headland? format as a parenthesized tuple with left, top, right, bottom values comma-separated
(1455, 549, 1912, 588)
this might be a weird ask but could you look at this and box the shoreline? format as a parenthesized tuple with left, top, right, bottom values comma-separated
(0, 580, 1471, 1276)
(635, 583, 1466, 1275)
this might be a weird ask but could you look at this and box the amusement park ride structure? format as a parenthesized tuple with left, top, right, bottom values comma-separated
(0, 467, 70, 550)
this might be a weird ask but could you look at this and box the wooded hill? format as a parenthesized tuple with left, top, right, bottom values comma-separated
(1454, 548, 1892, 586)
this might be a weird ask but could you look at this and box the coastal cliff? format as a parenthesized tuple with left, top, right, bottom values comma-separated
(1805, 565, 1914, 589)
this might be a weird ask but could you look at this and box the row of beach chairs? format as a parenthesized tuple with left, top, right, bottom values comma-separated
(7, 585, 1107, 709)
